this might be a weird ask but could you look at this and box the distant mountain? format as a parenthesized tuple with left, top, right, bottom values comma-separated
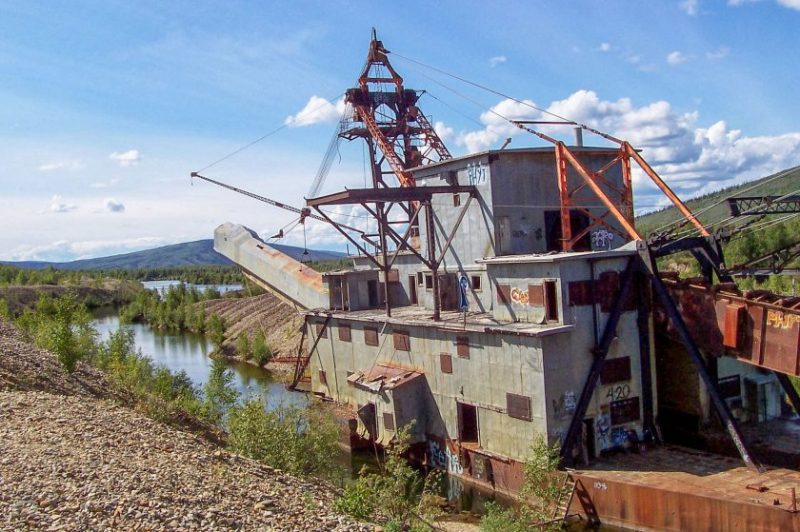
(2, 239, 346, 271)
(636, 165, 800, 236)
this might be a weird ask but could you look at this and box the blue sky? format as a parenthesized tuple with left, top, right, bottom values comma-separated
(1, 0, 799, 261)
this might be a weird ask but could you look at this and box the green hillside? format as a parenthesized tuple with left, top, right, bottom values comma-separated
(636, 165, 800, 237)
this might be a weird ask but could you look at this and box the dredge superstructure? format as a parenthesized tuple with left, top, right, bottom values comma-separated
(208, 33, 800, 529)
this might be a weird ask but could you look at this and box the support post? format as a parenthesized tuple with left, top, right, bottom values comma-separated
(425, 201, 441, 321)
(554, 144, 573, 251)
(561, 257, 637, 462)
(377, 201, 391, 317)
(775, 372, 800, 415)
(636, 271, 657, 440)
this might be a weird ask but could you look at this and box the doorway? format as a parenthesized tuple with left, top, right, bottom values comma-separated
(367, 280, 379, 308)
(408, 275, 418, 304)
(457, 402, 479, 444)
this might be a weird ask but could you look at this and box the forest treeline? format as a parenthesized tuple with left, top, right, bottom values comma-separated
(0, 264, 243, 287)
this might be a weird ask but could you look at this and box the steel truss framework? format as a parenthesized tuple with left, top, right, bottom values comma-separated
(308, 186, 477, 320)
(726, 195, 800, 216)
(514, 122, 709, 251)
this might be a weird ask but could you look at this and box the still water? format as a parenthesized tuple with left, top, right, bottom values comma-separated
(91, 281, 302, 408)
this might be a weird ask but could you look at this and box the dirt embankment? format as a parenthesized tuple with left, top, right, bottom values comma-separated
(203, 293, 305, 369)
(0, 318, 368, 531)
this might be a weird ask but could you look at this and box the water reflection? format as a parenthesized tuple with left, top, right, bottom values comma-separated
(91, 307, 305, 409)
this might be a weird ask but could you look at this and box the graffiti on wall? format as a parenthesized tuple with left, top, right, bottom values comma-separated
(510, 287, 529, 305)
(766, 310, 800, 330)
(467, 161, 487, 185)
(596, 412, 611, 449)
(592, 229, 615, 250)
(552, 391, 577, 420)
(429, 439, 464, 475)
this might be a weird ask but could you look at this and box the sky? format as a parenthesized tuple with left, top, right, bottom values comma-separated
(1, 0, 799, 262)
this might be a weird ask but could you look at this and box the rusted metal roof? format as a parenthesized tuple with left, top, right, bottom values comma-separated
(346, 364, 424, 392)
(306, 185, 476, 206)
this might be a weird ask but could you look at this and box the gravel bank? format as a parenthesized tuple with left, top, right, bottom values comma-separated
(0, 392, 368, 531)
(0, 319, 370, 531)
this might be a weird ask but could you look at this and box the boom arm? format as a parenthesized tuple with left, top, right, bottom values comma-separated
(190, 172, 367, 236)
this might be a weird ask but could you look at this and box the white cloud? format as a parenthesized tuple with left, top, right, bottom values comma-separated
(455, 90, 800, 206)
(109, 149, 141, 167)
(48, 195, 77, 213)
(489, 55, 507, 67)
(104, 198, 125, 213)
(456, 98, 541, 153)
(667, 51, 688, 65)
(284, 95, 345, 127)
(729, 0, 799, 10)
(89, 178, 119, 189)
(777, 0, 800, 10)
(681, 0, 699, 15)
(598, 42, 612, 52)
(7, 236, 169, 262)
(38, 160, 83, 172)
(706, 46, 730, 60)
(434, 121, 454, 143)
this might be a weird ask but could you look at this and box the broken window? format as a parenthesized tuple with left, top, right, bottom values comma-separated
(456, 336, 470, 359)
(318, 370, 327, 385)
(338, 323, 351, 342)
(383, 412, 395, 431)
(528, 284, 544, 307)
(440, 353, 453, 374)
(364, 327, 379, 346)
(600, 357, 631, 384)
(315, 321, 327, 338)
(393, 330, 410, 351)
(471, 275, 482, 291)
(506, 393, 532, 421)
(610, 397, 640, 424)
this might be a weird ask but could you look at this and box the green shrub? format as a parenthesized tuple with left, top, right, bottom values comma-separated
(200, 359, 239, 425)
(335, 423, 441, 528)
(207, 314, 226, 348)
(335, 478, 377, 520)
(252, 330, 271, 365)
(227, 399, 341, 479)
(15, 292, 96, 373)
(236, 334, 251, 360)
(479, 434, 566, 531)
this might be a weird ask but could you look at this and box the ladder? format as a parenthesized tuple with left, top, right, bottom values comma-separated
(551, 472, 578, 523)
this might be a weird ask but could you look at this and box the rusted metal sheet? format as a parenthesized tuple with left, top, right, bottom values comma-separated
(660, 279, 800, 376)
(570, 472, 800, 532)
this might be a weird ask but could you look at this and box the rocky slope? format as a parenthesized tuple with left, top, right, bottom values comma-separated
(0, 319, 368, 531)
(204, 293, 305, 360)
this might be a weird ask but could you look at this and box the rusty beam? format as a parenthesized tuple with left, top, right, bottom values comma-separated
(559, 144, 642, 241)
(624, 142, 709, 237)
